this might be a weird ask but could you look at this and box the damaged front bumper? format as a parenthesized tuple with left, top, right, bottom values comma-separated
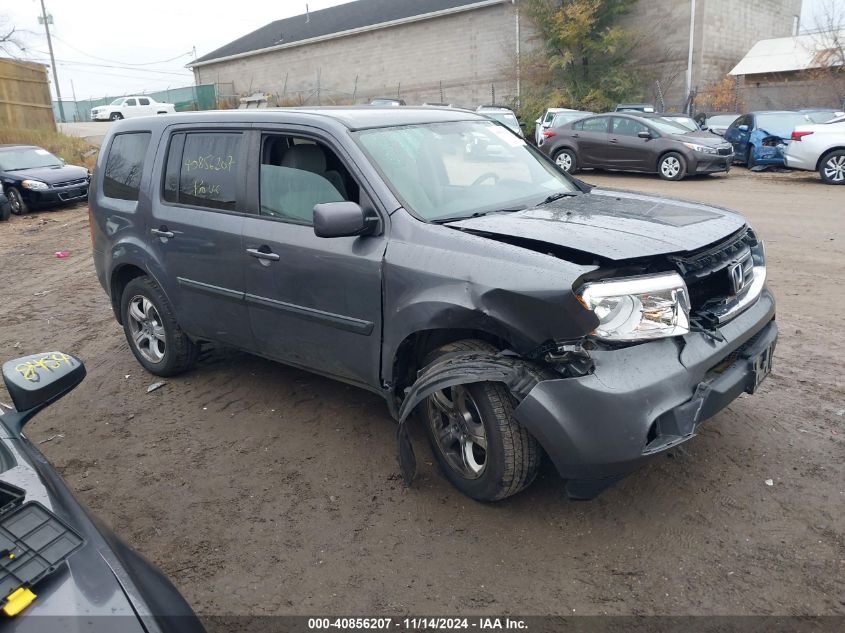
(513, 288, 777, 499)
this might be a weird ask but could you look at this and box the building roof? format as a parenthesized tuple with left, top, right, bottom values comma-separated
(729, 30, 845, 76)
(190, 0, 502, 67)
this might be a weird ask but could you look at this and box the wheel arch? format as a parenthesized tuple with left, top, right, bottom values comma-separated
(656, 149, 686, 173)
(815, 146, 845, 171)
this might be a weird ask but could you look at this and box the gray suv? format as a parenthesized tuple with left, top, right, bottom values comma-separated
(90, 108, 777, 501)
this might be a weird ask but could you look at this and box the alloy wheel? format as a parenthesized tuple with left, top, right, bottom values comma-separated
(427, 385, 488, 479)
(823, 155, 845, 182)
(127, 295, 166, 363)
(661, 156, 681, 178)
(7, 189, 23, 214)
(556, 152, 573, 172)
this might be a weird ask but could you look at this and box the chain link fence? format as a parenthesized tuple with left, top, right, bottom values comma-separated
(53, 84, 217, 122)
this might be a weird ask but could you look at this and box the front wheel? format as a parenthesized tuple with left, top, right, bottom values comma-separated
(120, 276, 198, 377)
(553, 148, 577, 173)
(421, 340, 542, 501)
(658, 152, 686, 180)
(6, 188, 28, 215)
(109, 112, 124, 121)
(819, 150, 845, 184)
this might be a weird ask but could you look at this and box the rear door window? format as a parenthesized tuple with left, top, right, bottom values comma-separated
(138, 98, 150, 106)
(580, 117, 609, 132)
(163, 132, 242, 211)
(102, 132, 151, 201)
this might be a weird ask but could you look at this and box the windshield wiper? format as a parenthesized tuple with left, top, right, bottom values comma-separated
(435, 208, 524, 224)
(537, 191, 579, 206)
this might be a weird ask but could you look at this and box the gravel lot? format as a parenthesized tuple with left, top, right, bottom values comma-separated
(0, 168, 842, 620)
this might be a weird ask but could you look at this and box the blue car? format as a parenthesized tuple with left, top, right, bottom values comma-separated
(724, 111, 814, 168)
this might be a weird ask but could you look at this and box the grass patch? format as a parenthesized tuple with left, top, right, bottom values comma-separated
(0, 128, 98, 170)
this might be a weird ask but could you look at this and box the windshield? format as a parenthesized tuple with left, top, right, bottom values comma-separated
(805, 111, 840, 124)
(708, 114, 739, 127)
(484, 112, 519, 130)
(552, 112, 591, 127)
(0, 147, 62, 171)
(756, 112, 812, 132)
(110, 98, 124, 105)
(659, 116, 698, 131)
(355, 120, 578, 222)
(646, 118, 694, 134)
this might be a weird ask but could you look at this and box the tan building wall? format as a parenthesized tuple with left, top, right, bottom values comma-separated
(194, 2, 523, 109)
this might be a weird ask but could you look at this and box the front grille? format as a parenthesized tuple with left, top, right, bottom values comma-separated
(670, 228, 758, 312)
(52, 178, 87, 188)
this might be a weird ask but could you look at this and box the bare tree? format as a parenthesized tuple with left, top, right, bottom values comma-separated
(801, 0, 845, 108)
(0, 16, 31, 58)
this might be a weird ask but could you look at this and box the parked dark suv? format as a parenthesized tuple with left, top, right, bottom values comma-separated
(90, 108, 777, 501)
(541, 112, 734, 180)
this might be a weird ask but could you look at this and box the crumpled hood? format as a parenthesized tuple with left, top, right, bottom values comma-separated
(446, 188, 746, 261)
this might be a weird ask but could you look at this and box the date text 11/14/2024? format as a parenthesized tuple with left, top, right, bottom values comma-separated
(308, 617, 528, 630)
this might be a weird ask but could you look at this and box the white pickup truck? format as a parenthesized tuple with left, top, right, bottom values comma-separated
(91, 96, 176, 121)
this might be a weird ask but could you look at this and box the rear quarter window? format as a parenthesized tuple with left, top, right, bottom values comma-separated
(103, 132, 151, 201)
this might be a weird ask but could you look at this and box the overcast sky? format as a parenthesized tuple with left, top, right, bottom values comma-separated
(1, 0, 837, 102)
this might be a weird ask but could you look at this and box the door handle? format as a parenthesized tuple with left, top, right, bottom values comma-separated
(572, 133, 580, 138)
(609, 138, 619, 143)
(246, 247, 280, 262)
(150, 227, 174, 238)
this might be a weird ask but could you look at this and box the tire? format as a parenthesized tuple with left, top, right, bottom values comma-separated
(0, 202, 10, 221)
(819, 149, 845, 185)
(120, 276, 198, 377)
(109, 112, 124, 121)
(420, 339, 542, 501)
(658, 152, 686, 181)
(553, 148, 577, 173)
(746, 145, 757, 169)
(6, 188, 28, 215)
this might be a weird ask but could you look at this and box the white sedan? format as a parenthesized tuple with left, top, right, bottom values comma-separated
(784, 115, 845, 184)
(91, 96, 176, 122)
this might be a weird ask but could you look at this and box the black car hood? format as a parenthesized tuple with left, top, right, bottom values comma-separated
(5, 165, 87, 185)
(446, 188, 746, 261)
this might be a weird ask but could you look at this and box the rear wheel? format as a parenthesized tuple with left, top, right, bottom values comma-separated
(819, 150, 845, 184)
(120, 276, 198, 377)
(420, 340, 542, 501)
(6, 188, 28, 215)
(553, 148, 577, 173)
(658, 152, 686, 181)
(0, 200, 10, 221)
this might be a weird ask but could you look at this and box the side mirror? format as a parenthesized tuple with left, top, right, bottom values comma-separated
(738, 125, 749, 132)
(700, 125, 709, 131)
(60, 158, 66, 165)
(637, 130, 653, 139)
(1, 352, 86, 435)
(313, 201, 377, 238)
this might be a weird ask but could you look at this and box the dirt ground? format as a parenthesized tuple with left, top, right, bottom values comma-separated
(0, 168, 842, 619)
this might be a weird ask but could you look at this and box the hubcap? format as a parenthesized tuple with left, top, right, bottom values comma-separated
(556, 152, 573, 171)
(427, 385, 488, 479)
(662, 156, 681, 178)
(823, 155, 845, 182)
(127, 295, 166, 363)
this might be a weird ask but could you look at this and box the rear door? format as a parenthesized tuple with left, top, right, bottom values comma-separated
(608, 117, 654, 171)
(571, 116, 610, 165)
(240, 127, 385, 388)
(147, 126, 253, 350)
(123, 98, 140, 118)
(137, 97, 154, 117)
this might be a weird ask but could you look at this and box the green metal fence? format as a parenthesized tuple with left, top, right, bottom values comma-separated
(53, 84, 217, 122)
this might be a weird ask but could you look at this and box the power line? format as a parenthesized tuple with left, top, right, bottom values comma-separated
(50, 33, 193, 66)
(25, 52, 192, 76)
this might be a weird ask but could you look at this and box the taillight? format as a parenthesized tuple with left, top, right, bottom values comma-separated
(791, 130, 813, 141)
(543, 129, 556, 138)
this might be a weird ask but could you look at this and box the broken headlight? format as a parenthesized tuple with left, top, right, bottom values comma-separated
(577, 273, 690, 342)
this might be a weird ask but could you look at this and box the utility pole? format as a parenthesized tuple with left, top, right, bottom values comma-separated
(39, 0, 65, 123)
(685, 0, 696, 114)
